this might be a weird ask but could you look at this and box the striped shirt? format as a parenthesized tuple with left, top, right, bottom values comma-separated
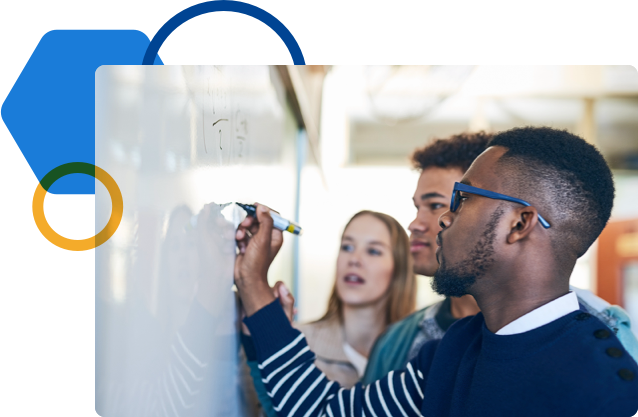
(245, 300, 638, 417)
(245, 300, 426, 417)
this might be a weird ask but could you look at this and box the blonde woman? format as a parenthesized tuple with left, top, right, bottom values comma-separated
(242, 210, 416, 416)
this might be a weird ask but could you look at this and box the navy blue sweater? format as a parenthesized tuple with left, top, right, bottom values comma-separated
(245, 300, 638, 417)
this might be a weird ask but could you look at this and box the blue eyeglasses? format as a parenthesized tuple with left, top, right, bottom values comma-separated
(450, 182, 551, 229)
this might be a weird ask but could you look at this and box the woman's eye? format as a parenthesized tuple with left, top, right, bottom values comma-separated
(368, 248, 382, 256)
(341, 243, 353, 252)
(430, 203, 445, 210)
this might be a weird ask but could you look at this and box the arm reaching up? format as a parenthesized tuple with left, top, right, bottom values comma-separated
(235, 206, 428, 416)
(244, 300, 430, 417)
(241, 282, 295, 417)
(234, 203, 283, 316)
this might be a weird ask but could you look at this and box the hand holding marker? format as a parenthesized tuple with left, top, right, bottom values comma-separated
(236, 203, 303, 235)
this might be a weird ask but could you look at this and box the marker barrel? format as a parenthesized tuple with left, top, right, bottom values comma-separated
(236, 203, 303, 235)
(271, 213, 303, 235)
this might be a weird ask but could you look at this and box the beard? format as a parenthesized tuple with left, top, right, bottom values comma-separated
(432, 206, 504, 297)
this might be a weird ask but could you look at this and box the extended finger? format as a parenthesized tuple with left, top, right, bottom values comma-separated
(281, 283, 295, 307)
(272, 281, 283, 299)
(273, 281, 294, 322)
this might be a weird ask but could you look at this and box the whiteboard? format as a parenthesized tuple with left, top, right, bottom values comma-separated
(95, 66, 299, 417)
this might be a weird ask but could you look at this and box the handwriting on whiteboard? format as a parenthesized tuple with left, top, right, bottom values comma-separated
(234, 109, 248, 159)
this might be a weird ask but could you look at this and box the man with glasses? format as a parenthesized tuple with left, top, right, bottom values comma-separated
(244, 132, 637, 416)
(235, 127, 638, 416)
(361, 133, 637, 386)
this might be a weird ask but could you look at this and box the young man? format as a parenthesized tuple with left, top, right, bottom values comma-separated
(362, 132, 638, 383)
(243, 132, 638, 416)
(235, 127, 638, 416)
(244, 132, 637, 416)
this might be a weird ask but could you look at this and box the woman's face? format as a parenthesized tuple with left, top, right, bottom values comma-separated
(336, 214, 395, 308)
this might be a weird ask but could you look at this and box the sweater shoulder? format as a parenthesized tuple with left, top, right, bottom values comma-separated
(444, 311, 485, 336)
(528, 314, 638, 405)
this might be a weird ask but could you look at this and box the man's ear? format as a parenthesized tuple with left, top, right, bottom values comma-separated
(506, 206, 539, 244)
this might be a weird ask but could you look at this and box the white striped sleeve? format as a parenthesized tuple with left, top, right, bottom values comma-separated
(387, 371, 409, 417)
(407, 363, 424, 399)
(256, 332, 426, 416)
(246, 301, 429, 417)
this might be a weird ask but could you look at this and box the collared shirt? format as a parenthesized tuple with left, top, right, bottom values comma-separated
(406, 299, 449, 361)
(246, 299, 638, 417)
(342, 342, 368, 377)
(398, 288, 632, 378)
(496, 291, 580, 335)
(295, 318, 361, 388)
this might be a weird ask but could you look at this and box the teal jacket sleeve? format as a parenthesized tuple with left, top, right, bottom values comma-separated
(362, 308, 425, 385)
(605, 305, 638, 364)
(242, 333, 278, 417)
(247, 359, 278, 417)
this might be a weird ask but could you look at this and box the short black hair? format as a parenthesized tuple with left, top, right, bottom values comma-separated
(411, 132, 493, 173)
(488, 126, 614, 258)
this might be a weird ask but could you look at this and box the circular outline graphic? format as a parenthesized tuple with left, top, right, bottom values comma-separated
(142, 0, 272, 65)
(32, 162, 123, 251)
(142, 0, 306, 65)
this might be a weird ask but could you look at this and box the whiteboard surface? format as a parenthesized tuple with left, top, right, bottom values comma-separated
(95, 66, 298, 417)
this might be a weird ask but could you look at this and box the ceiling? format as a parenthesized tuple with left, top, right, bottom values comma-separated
(323, 66, 638, 169)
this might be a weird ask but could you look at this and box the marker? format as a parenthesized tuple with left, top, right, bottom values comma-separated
(236, 203, 303, 236)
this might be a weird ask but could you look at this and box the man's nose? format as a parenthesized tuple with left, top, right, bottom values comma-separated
(438, 210, 452, 229)
(408, 214, 429, 235)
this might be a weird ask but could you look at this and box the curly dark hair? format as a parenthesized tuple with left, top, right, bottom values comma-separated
(411, 131, 493, 172)
(488, 126, 615, 258)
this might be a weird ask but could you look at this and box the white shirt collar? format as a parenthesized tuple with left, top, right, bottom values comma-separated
(569, 285, 609, 313)
(495, 291, 580, 335)
(342, 342, 368, 377)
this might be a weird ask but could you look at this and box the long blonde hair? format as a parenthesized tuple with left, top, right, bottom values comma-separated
(320, 210, 416, 326)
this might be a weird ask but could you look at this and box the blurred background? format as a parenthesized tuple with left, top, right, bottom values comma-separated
(291, 65, 638, 337)
(93, 65, 638, 417)
(94, 67, 638, 403)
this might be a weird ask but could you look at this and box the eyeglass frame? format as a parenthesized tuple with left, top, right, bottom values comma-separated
(450, 182, 551, 229)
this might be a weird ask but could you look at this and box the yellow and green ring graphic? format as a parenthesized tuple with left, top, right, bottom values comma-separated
(32, 162, 123, 251)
